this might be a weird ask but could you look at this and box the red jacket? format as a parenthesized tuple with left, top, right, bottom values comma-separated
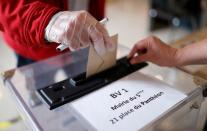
(0, 0, 105, 61)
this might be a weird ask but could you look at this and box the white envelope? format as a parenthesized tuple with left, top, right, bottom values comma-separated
(86, 35, 118, 77)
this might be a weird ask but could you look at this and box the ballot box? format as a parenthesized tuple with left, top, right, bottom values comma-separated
(1, 45, 207, 131)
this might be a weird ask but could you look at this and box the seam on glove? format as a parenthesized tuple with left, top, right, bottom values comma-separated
(39, 7, 61, 47)
(45, 11, 64, 42)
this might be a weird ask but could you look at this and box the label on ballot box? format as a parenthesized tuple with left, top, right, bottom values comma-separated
(70, 72, 187, 131)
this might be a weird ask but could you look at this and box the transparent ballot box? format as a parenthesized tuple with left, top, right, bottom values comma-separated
(2, 45, 207, 131)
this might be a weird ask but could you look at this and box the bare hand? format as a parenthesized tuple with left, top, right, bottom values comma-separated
(128, 36, 179, 67)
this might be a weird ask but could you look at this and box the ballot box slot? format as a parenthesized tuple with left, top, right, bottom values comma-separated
(37, 56, 148, 110)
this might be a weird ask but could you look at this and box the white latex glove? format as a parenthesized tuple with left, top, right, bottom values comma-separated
(45, 11, 114, 55)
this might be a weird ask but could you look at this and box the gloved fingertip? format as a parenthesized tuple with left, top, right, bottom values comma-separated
(71, 48, 76, 52)
(68, 46, 75, 52)
(94, 46, 106, 55)
(106, 40, 116, 52)
(93, 42, 106, 55)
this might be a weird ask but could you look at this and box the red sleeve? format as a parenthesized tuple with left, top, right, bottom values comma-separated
(0, 0, 61, 47)
(89, 0, 105, 21)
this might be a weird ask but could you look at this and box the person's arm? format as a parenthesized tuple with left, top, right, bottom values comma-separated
(176, 39, 207, 65)
(0, 0, 112, 55)
(128, 36, 207, 67)
(0, 0, 61, 47)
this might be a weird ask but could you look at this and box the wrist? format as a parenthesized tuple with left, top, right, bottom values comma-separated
(45, 11, 64, 42)
(174, 48, 185, 66)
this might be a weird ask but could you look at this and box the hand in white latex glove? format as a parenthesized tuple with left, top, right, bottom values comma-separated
(45, 11, 114, 54)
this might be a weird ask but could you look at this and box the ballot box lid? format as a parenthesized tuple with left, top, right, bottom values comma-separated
(2, 45, 206, 131)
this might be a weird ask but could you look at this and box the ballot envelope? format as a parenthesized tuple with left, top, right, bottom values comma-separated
(1, 45, 207, 131)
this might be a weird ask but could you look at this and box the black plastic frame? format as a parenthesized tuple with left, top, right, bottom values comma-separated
(37, 56, 148, 110)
